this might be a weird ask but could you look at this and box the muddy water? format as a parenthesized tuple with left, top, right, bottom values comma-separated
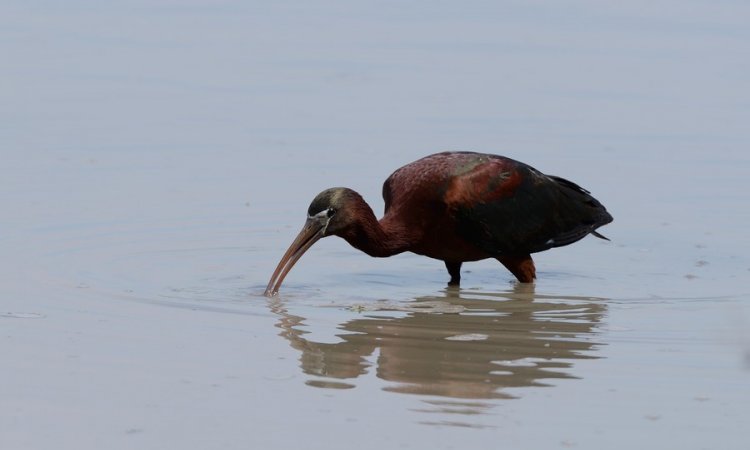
(3, 2, 749, 449)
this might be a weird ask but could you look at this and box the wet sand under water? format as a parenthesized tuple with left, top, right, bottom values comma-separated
(3, 2, 750, 449)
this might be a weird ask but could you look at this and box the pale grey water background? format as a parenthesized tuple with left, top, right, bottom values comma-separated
(2, 1, 749, 449)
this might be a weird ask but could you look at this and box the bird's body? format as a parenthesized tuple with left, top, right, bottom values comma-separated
(264, 151, 612, 295)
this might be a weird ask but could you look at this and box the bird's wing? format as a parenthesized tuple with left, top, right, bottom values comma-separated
(445, 161, 612, 255)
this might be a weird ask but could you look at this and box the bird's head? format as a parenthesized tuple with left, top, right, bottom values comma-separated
(264, 187, 359, 296)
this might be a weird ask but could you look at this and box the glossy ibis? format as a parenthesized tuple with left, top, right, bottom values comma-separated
(264, 151, 612, 296)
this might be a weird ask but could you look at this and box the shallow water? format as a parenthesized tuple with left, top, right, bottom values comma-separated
(2, 1, 749, 449)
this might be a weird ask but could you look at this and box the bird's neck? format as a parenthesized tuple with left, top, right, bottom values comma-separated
(338, 198, 412, 258)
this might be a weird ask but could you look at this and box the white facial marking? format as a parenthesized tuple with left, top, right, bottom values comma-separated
(308, 209, 332, 234)
(309, 210, 328, 220)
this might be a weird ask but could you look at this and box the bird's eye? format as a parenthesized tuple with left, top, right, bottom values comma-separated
(327, 208, 336, 217)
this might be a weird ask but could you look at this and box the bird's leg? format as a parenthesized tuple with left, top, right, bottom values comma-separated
(444, 261, 462, 286)
(497, 254, 536, 283)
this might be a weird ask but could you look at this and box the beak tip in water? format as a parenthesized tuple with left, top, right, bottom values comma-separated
(263, 218, 325, 299)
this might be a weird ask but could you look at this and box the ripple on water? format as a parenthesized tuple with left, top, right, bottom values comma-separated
(1, 312, 46, 319)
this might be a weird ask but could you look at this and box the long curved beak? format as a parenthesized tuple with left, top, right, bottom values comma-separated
(264, 217, 326, 296)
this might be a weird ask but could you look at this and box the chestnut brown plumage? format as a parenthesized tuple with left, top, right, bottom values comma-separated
(264, 151, 612, 296)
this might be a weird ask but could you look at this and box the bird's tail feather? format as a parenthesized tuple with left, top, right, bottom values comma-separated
(591, 230, 610, 241)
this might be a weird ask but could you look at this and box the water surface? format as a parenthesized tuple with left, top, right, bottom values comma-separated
(2, 1, 749, 449)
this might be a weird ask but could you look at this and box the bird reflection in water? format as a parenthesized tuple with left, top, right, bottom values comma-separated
(268, 284, 606, 401)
